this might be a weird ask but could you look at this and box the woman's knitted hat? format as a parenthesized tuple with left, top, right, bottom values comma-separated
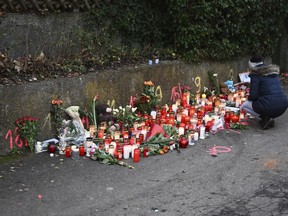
(248, 55, 264, 69)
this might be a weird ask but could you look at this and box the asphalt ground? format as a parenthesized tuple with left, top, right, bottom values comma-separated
(0, 84, 288, 216)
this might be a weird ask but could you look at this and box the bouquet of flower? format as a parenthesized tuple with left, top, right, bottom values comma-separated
(15, 116, 40, 152)
(133, 81, 161, 114)
(50, 99, 64, 135)
(112, 105, 140, 128)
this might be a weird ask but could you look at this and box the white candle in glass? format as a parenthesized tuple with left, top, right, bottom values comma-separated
(204, 114, 210, 124)
(235, 97, 241, 108)
(193, 131, 199, 141)
(123, 145, 131, 159)
(172, 104, 178, 114)
(114, 131, 120, 140)
(214, 107, 219, 114)
(201, 100, 206, 106)
(178, 126, 185, 135)
(150, 111, 157, 119)
(199, 126, 205, 139)
(176, 113, 182, 122)
(186, 92, 190, 105)
(190, 114, 198, 128)
(188, 132, 194, 145)
(133, 122, 138, 130)
(108, 141, 116, 156)
(182, 108, 189, 116)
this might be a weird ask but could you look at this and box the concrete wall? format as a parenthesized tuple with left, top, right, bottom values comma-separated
(0, 13, 82, 58)
(0, 58, 253, 155)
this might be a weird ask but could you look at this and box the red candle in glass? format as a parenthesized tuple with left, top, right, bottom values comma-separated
(179, 136, 188, 148)
(205, 121, 213, 132)
(48, 141, 57, 153)
(161, 107, 167, 116)
(97, 129, 104, 138)
(122, 130, 129, 139)
(189, 106, 196, 117)
(115, 147, 123, 160)
(143, 147, 149, 158)
(181, 114, 187, 124)
(143, 113, 149, 119)
(185, 115, 190, 124)
(139, 134, 144, 144)
(133, 148, 140, 162)
(104, 138, 111, 152)
(231, 115, 240, 123)
(168, 118, 175, 126)
(197, 108, 205, 119)
(182, 93, 188, 107)
(224, 112, 231, 123)
(197, 119, 203, 126)
(65, 146, 71, 158)
(79, 145, 85, 156)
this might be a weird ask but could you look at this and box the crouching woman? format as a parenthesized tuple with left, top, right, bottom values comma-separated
(241, 56, 288, 130)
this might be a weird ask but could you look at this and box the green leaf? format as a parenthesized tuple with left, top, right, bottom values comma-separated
(101, 158, 110, 164)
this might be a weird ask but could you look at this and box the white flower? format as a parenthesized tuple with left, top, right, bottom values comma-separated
(113, 109, 119, 114)
(213, 73, 218, 77)
(119, 106, 123, 110)
(131, 107, 137, 112)
(126, 105, 132, 109)
(106, 107, 112, 113)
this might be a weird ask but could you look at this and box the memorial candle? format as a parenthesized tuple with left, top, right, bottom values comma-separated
(193, 131, 199, 141)
(199, 126, 205, 139)
(114, 130, 121, 140)
(79, 144, 85, 156)
(123, 145, 131, 159)
(133, 148, 140, 162)
(65, 146, 71, 158)
(178, 125, 185, 136)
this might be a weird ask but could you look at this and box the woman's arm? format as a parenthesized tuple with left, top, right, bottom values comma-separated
(248, 75, 260, 101)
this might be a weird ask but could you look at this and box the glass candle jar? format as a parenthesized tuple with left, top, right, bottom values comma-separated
(65, 146, 71, 158)
(143, 147, 149, 158)
(79, 144, 85, 156)
(133, 148, 140, 163)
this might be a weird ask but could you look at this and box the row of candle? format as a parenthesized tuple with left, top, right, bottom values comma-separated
(77, 89, 249, 161)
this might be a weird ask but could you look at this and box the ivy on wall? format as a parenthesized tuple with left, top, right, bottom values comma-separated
(82, 0, 288, 62)
(1, 0, 288, 85)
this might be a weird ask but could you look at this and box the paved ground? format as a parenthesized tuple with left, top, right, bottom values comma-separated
(0, 85, 288, 216)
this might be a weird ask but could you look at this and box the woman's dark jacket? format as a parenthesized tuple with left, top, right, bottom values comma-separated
(248, 64, 288, 118)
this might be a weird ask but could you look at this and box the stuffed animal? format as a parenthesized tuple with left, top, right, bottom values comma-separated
(224, 80, 235, 91)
